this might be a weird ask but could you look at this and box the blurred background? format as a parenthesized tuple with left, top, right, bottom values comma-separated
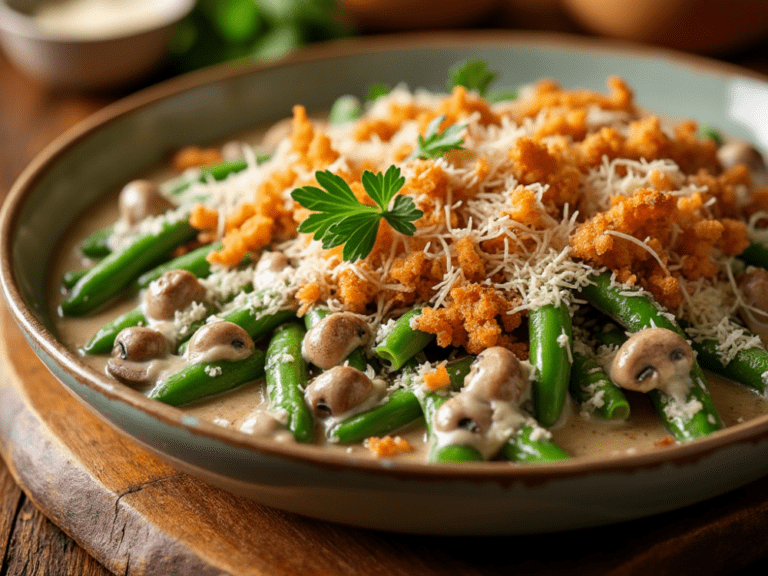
(0, 0, 767, 92)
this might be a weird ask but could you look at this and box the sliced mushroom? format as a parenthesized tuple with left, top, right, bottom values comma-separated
(433, 395, 494, 435)
(107, 327, 167, 385)
(256, 250, 289, 273)
(240, 411, 288, 437)
(717, 141, 766, 175)
(302, 312, 372, 370)
(253, 250, 290, 288)
(220, 140, 246, 161)
(112, 326, 168, 361)
(464, 347, 527, 403)
(609, 328, 694, 393)
(144, 269, 206, 321)
(738, 267, 768, 333)
(186, 321, 255, 364)
(304, 366, 373, 417)
(118, 180, 174, 226)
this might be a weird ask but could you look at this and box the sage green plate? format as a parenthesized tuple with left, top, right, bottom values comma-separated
(3, 31, 768, 534)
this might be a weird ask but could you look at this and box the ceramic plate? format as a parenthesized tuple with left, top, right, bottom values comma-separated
(4, 31, 768, 535)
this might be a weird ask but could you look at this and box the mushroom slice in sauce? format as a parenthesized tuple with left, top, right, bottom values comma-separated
(433, 395, 494, 435)
(252, 250, 290, 289)
(118, 179, 174, 226)
(717, 141, 766, 175)
(302, 312, 371, 370)
(464, 346, 527, 403)
(239, 411, 294, 442)
(738, 267, 768, 341)
(305, 366, 374, 418)
(609, 328, 694, 394)
(144, 269, 206, 321)
(220, 140, 247, 161)
(107, 326, 168, 385)
(186, 321, 255, 364)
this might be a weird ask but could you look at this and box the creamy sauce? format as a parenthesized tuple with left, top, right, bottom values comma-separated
(48, 124, 768, 464)
(33, 0, 181, 39)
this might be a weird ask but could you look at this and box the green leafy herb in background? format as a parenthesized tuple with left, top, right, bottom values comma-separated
(448, 59, 498, 96)
(170, 0, 351, 73)
(408, 115, 467, 161)
(699, 125, 723, 147)
(291, 167, 422, 262)
(367, 82, 391, 101)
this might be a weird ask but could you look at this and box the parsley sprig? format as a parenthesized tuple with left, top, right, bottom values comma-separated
(407, 115, 466, 161)
(291, 166, 422, 262)
(448, 59, 498, 96)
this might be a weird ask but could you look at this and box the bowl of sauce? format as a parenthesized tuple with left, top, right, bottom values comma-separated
(0, 0, 196, 89)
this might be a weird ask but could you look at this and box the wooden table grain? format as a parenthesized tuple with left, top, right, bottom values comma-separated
(2, 34, 768, 576)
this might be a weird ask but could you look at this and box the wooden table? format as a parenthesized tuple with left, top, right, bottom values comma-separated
(3, 35, 768, 575)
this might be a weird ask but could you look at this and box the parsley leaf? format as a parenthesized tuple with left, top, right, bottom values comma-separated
(407, 115, 466, 161)
(367, 82, 391, 101)
(448, 59, 498, 96)
(291, 166, 422, 262)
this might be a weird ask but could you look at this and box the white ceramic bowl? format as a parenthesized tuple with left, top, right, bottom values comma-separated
(4, 32, 768, 534)
(0, 0, 196, 89)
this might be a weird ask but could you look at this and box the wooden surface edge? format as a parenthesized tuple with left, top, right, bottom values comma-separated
(0, 350, 237, 576)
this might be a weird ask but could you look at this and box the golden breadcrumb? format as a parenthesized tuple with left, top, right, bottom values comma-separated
(415, 283, 524, 356)
(423, 363, 451, 391)
(170, 146, 222, 172)
(187, 75, 763, 356)
(364, 436, 413, 458)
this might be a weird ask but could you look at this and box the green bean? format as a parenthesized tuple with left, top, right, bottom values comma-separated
(265, 323, 314, 443)
(79, 156, 264, 259)
(328, 356, 468, 445)
(62, 268, 89, 290)
(487, 87, 518, 103)
(80, 224, 114, 258)
(62, 217, 197, 316)
(176, 292, 295, 355)
(739, 242, 768, 270)
(431, 444, 484, 463)
(85, 302, 211, 356)
(148, 350, 266, 406)
(570, 350, 630, 420)
(328, 95, 362, 124)
(303, 307, 329, 330)
(414, 356, 483, 463)
(529, 303, 573, 427)
(134, 242, 222, 290)
(83, 307, 147, 354)
(328, 387, 424, 445)
(164, 158, 249, 197)
(690, 337, 768, 394)
(220, 302, 296, 343)
(580, 273, 723, 440)
(502, 424, 570, 463)
(375, 309, 434, 370)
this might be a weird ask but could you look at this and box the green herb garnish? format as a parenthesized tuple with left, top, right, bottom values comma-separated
(368, 82, 391, 101)
(407, 115, 466, 161)
(448, 59, 498, 96)
(487, 87, 519, 103)
(700, 125, 723, 147)
(291, 166, 422, 262)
